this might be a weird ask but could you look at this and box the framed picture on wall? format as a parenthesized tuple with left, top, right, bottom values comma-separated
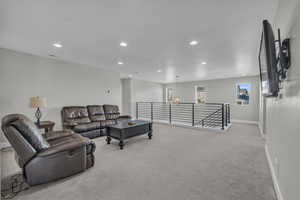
(236, 83, 251, 105)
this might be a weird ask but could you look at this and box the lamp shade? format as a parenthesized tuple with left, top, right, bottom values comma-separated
(30, 97, 47, 108)
(173, 97, 181, 104)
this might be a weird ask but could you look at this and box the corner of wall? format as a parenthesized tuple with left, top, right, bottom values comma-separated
(258, 122, 266, 139)
(265, 144, 284, 200)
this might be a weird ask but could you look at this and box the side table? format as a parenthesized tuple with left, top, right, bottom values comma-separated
(35, 121, 55, 133)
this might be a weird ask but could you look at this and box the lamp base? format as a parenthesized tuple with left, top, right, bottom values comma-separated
(35, 107, 42, 125)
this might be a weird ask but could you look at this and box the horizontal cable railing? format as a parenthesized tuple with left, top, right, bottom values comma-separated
(136, 102, 230, 130)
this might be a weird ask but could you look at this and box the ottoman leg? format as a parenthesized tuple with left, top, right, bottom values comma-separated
(119, 140, 124, 150)
(106, 136, 111, 144)
(148, 131, 152, 139)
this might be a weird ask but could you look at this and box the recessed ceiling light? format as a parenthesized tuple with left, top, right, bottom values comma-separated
(189, 40, 198, 46)
(157, 69, 162, 73)
(118, 61, 124, 65)
(53, 43, 62, 48)
(201, 61, 207, 65)
(120, 42, 127, 47)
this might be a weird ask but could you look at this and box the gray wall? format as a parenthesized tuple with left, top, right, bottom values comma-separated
(264, 1, 300, 200)
(0, 48, 121, 141)
(121, 78, 132, 116)
(163, 76, 260, 122)
(131, 79, 164, 102)
(121, 78, 164, 118)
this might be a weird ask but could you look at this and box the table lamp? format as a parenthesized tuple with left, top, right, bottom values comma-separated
(30, 96, 47, 125)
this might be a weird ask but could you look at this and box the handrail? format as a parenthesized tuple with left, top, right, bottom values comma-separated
(136, 101, 225, 105)
(136, 102, 230, 130)
(200, 108, 222, 124)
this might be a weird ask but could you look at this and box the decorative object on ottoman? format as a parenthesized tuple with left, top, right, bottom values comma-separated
(128, 121, 136, 126)
(30, 96, 47, 125)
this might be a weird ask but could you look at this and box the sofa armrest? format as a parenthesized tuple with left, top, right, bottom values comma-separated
(44, 130, 74, 141)
(37, 137, 88, 157)
(63, 122, 78, 129)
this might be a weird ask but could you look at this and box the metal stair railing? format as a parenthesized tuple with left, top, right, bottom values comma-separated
(136, 102, 230, 130)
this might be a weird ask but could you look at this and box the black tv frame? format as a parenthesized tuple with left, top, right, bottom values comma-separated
(258, 20, 291, 97)
(259, 20, 279, 97)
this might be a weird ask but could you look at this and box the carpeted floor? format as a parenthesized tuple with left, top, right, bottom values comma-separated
(2, 123, 276, 200)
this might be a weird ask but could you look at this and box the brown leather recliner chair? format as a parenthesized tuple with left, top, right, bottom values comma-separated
(1, 114, 95, 186)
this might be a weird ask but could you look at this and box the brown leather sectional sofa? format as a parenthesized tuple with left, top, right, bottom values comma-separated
(61, 105, 131, 139)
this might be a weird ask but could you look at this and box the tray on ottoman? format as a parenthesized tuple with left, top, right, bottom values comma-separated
(106, 120, 152, 149)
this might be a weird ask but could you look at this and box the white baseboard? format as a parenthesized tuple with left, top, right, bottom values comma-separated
(265, 144, 284, 200)
(231, 119, 259, 125)
(258, 123, 266, 139)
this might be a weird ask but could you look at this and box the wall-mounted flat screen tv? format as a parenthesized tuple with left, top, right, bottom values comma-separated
(258, 20, 279, 97)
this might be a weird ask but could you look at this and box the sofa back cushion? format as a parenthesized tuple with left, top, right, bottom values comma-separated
(1, 114, 41, 167)
(103, 105, 120, 120)
(2, 114, 50, 152)
(87, 105, 106, 122)
(62, 106, 91, 124)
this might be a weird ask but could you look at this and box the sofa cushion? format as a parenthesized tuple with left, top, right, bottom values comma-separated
(87, 105, 106, 122)
(100, 119, 116, 127)
(103, 105, 120, 120)
(105, 114, 120, 120)
(11, 117, 50, 151)
(44, 130, 74, 141)
(73, 122, 100, 133)
(62, 106, 91, 124)
(80, 129, 102, 139)
(47, 134, 95, 154)
(70, 117, 90, 124)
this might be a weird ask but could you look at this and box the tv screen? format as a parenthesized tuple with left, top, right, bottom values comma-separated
(258, 20, 279, 97)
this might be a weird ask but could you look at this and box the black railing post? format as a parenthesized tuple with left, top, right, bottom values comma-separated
(192, 104, 195, 126)
(136, 102, 138, 119)
(228, 104, 230, 124)
(226, 104, 229, 125)
(202, 119, 204, 127)
(225, 104, 228, 127)
(221, 104, 224, 130)
(169, 103, 172, 124)
(151, 102, 153, 122)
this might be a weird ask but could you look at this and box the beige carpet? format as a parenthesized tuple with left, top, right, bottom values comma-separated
(2, 123, 276, 200)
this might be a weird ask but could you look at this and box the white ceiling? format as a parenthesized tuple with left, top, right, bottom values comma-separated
(0, 0, 278, 83)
